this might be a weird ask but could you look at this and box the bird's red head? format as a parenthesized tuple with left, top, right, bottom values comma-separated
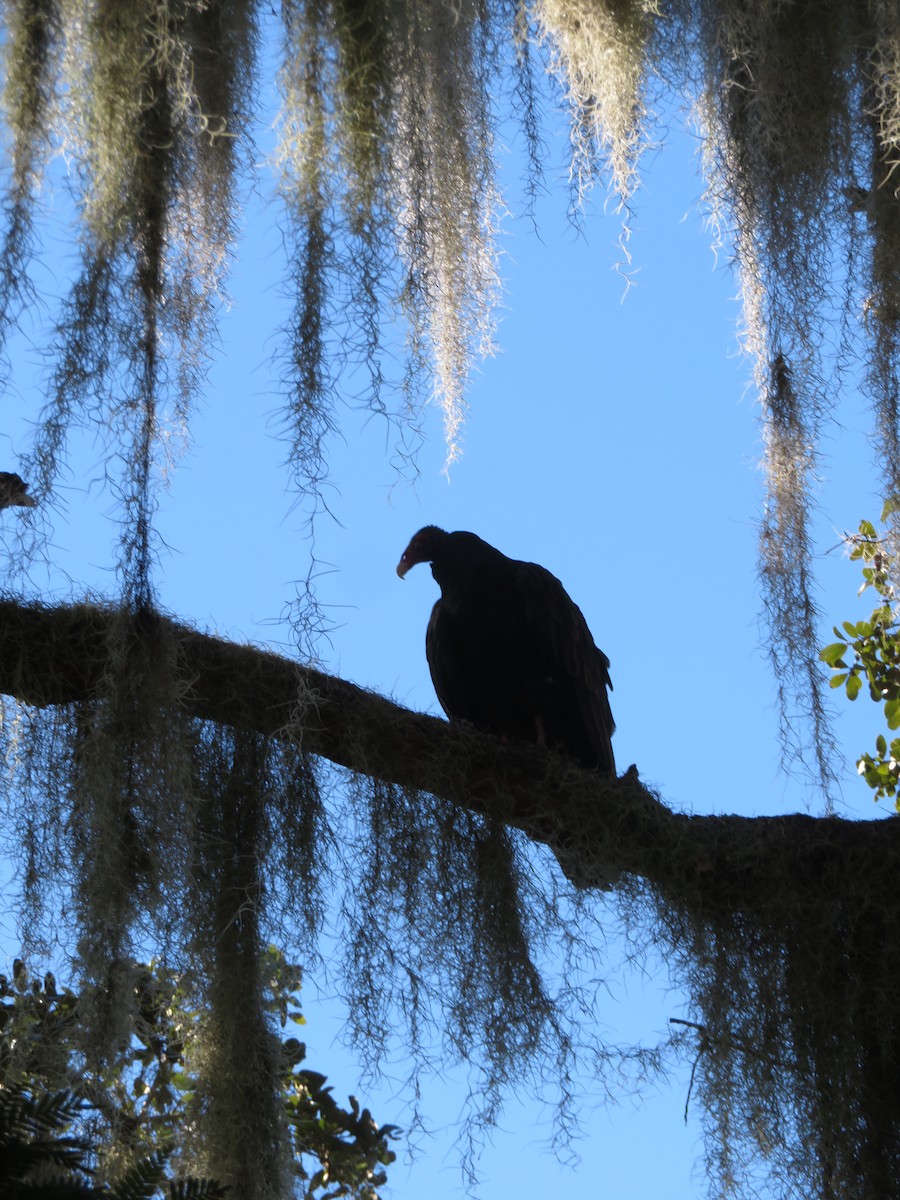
(396, 526, 448, 578)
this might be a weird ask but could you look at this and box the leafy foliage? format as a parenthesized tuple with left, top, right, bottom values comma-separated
(0, 1084, 227, 1198)
(0, 1085, 94, 1195)
(819, 502, 900, 804)
(0, 955, 397, 1200)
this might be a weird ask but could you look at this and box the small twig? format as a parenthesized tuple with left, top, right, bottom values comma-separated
(669, 1018, 709, 1124)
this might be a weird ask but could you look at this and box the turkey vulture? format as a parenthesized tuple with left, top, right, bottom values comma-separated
(397, 526, 615, 774)
(0, 472, 35, 510)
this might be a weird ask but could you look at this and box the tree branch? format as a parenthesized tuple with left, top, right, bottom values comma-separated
(0, 597, 895, 903)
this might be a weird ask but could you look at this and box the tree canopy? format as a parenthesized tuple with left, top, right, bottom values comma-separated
(2, 2, 900, 1198)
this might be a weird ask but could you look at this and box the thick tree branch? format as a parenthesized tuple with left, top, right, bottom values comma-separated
(0, 596, 896, 903)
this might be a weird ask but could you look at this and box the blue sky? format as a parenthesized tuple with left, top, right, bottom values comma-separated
(0, 81, 888, 1200)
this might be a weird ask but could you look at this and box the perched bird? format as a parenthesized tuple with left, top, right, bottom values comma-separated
(0, 472, 36, 510)
(397, 526, 615, 774)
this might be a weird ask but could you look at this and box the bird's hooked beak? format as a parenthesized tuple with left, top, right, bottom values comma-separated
(398, 527, 441, 578)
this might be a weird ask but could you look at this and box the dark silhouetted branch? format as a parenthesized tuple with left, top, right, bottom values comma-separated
(0, 597, 895, 902)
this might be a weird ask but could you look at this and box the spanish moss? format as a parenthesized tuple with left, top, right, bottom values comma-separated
(2, 3, 900, 1198)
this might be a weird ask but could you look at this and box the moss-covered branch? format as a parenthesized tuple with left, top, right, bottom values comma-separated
(0, 596, 892, 903)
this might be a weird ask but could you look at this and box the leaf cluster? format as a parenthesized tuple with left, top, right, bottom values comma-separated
(819, 504, 900, 802)
(0, 1085, 225, 1199)
(285, 1056, 399, 1200)
(0, 954, 397, 1200)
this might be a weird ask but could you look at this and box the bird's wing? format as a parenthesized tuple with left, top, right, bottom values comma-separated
(426, 598, 473, 722)
(515, 561, 616, 772)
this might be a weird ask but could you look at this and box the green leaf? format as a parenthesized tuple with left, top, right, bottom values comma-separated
(829, 673, 848, 689)
(170, 1177, 229, 1199)
(842, 620, 860, 638)
(886, 698, 900, 729)
(846, 673, 863, 700)
(876, 734, 888, 756)
(871, 605, 894, 627)
(108, 1150, 170, 1200)
(860, 518, 877, 539)
(820, 642, 848, 667)
(882, 498, 900, 522)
